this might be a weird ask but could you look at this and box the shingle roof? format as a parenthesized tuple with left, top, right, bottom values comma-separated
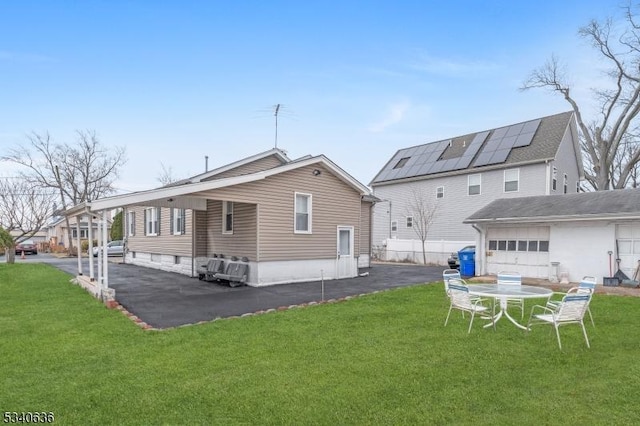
(464, 189, 640, 223)
(371, 111, 575, 185)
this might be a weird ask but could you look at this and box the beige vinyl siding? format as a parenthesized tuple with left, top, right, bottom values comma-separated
(193, 210, 208, 257)
(206, 200, 257, 260)
(194, 164, 363, 262)
(127, 206, 193, 256)
(360, 201, 372, 256)
(203, 155, 284, 181)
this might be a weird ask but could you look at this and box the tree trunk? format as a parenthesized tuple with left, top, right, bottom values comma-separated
(5, 248, 16, 264)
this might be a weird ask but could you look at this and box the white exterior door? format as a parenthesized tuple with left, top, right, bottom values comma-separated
(485, 226, 550, 278)
(337, 226, 355, 279)
(616, 223, 640, 279)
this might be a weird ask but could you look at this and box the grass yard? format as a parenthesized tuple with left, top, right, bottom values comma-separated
(1, 263, 640, 425)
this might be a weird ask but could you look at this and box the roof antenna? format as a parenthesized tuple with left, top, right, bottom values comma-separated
(205, 155, 209, 172)
(274, 103, 280, 149)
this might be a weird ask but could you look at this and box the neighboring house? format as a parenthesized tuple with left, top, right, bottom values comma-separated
(64, 148, 374, 286)
(46, 215, 112, 248)
(370, 111, 583, 264)
(464, 188, 640, 284)
(9, 229, 47, 243)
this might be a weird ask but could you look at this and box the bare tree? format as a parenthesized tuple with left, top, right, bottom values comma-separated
(157, 162, 178, 186)
(406, 189, 437, 265)
(0, 178, 55, 263)
(1, 130, 126, 254)
(521, 5, 640, 190)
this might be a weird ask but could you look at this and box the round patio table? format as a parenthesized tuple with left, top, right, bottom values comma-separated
(468, 284, 553, 330)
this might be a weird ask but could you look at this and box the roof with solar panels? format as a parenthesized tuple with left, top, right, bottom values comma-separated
(370, 111, 575, 186)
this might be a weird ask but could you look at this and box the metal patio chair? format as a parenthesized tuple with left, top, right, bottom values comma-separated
(445, 279, 495, 333)
(497, 271, 524, 319)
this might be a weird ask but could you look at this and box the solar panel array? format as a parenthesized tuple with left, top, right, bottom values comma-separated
(372, 117, 541, 183)
(472, 119, 540, 168)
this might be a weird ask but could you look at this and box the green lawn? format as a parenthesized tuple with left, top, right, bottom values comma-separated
(1, 263, 639, 425)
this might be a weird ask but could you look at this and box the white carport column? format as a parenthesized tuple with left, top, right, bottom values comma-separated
(101, 210, 109, 290)
(96, 215, 103, 287)
(87, 213, 95, 281)
(75, 216, 83, 276)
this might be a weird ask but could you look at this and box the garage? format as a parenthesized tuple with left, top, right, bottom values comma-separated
(616, 223, 640, 279)
(464, 189, 640, 284)
(485, 226, 550, 278)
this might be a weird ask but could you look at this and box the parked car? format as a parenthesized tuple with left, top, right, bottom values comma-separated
(447, 245, 475, 269)
(92, 240, 124, 257)
(15, 239, 38, 255)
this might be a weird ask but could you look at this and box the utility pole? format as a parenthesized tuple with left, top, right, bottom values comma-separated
(274, 103, 281, 149)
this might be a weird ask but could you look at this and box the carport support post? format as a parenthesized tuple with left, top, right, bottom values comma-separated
(102, 210, 109, 291)
(87, 213, 95, 281)
(75, 217, 83, 276)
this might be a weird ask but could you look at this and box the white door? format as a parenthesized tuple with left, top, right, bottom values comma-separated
(486, 226, 550, 279)
(337, 226, 355, 279)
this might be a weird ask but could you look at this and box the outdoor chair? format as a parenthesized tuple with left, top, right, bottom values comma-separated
(445, 279, 495, 333)
(547, 276, 596, 327)
(527, 292, 593, 350)
(442, 269, 461, 295)
(214, 260, 249, 287)
(204, 259, 225, 282)
(497, 271, 524, 319)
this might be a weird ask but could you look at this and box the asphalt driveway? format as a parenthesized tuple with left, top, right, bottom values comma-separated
(20, 254, 444, 329)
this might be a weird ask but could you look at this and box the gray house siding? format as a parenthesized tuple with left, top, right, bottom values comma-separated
(127, 207, 193, 256)
(206, 200, 258, 261)
(372, 163, 550, 246)
(549, 124, 581, 194)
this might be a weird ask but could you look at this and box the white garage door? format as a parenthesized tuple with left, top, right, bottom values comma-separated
(486, 226, 550, 279)
(616, 223, 640, 280)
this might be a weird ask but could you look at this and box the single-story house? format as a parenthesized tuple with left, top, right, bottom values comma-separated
(45, 215, 112, 248)
(463, 188, 640, 284)
(63, 148, 375, 290)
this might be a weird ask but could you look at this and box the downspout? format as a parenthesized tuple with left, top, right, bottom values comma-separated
(471, 224, 485, 276)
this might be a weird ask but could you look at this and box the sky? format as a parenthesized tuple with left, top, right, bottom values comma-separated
(0, 0, 628, 193)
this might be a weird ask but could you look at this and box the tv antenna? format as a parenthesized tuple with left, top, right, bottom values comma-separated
(274, 103, 281, 149)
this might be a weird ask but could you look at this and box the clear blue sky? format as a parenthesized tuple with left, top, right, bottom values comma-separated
(0, 0, 624, 193)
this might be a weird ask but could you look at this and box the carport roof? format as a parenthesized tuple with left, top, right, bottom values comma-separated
(464, 188, 640, 224)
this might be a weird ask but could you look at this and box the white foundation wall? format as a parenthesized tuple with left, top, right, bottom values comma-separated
(254, 258, 351, 286)
(384, 238, 475, 265)
(549, 222, 616, 284)
(125, 252, 195, 276)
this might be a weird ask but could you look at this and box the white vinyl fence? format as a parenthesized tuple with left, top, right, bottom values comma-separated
(373, 238, 475, 266)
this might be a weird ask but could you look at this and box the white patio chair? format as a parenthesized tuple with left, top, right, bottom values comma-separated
(442, 269, 461, 295)
(527, 292, 593, 350)
(497, 271, 524, 319)
(547, 276, 596, 327)
(444, 279, 495, 333)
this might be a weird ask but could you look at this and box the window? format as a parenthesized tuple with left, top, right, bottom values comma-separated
(145, 207, 159, 236)
(406, 216, 413, 228)
(222, 202, 233, 234)
(498, 240, 507, 251)
(576, 181, 581, 193)
(127, 211, 135, 237)
(436, 186, 444, 199)
(552, 166, 558, 191)
(394, 157, 410, 169)
(391, 221, 398, 232)
(171, 208, 185, 235)
(468, 174, 481, 195)
(294, 193, 312, 233)
(539, 241, 549, 252)
(488, 240, 497, 250)
(507, 240, 517, 251)
(517, 240, 528, 251)
(528, 240, 538, 252)
(490, 239, 549, 252)
(504, 169, 519, 192)
(563, 173, 568, 194)
(72, 229, 88, 238)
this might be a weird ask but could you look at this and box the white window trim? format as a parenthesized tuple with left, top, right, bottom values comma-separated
(222, 202, 233, 235)
(468, 174, 481, 196)
(127, 211, 135, 237)
(563, 173, 568, 194)
(172, 208, 184, 235)
(504, 168, 519, 193)
(391, 220, 398, 232)
(145, 207, 158, 236)
(406, 216, 413, 228)
(436, 186, 444, 199)
(294, 192, 312, 234)
(552, 166, 558, 191)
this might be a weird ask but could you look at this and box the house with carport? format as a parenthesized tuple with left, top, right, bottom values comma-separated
(463, 188, 640, 284)
(63, 149, 375, 290)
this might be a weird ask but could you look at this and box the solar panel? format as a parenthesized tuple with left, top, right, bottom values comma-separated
(513, 131, 535, 148)
(455, 155, 474, 169)
(491, 127, 509, 139)
(498, 135, 517, 150)
(505, 123, 525, 137)
(521, 119, 541, 134)
(440, 158, 458, 172)
(473, 151, 494, 167)
(489, 149, 510, 164)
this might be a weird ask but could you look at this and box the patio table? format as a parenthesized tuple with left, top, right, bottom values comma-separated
(468, 284, 552, 330)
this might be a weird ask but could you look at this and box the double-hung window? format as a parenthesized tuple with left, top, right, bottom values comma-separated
(552, 166, 558, 191)
(468, 174, 481, 195)
(222, 202, 233, 234)
(294, 193, 312, 233)
(436, 186, 444, 199)
(504, 169, 519, 192)
(171, 208, 185, 235)
(127, 211, 135, 236)
(406, 216, 413, 228)
(145, 207, 159, 236)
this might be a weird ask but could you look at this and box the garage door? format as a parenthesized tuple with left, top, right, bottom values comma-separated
(486, 226, 550, 279)
(616, 223, 640, 280)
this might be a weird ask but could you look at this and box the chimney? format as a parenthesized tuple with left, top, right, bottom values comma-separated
(205, 155, 209, 172)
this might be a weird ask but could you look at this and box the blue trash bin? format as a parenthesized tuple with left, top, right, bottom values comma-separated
(458, 247, 476, 277)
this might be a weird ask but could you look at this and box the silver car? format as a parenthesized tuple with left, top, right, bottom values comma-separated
(92, 240, 124, 257)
